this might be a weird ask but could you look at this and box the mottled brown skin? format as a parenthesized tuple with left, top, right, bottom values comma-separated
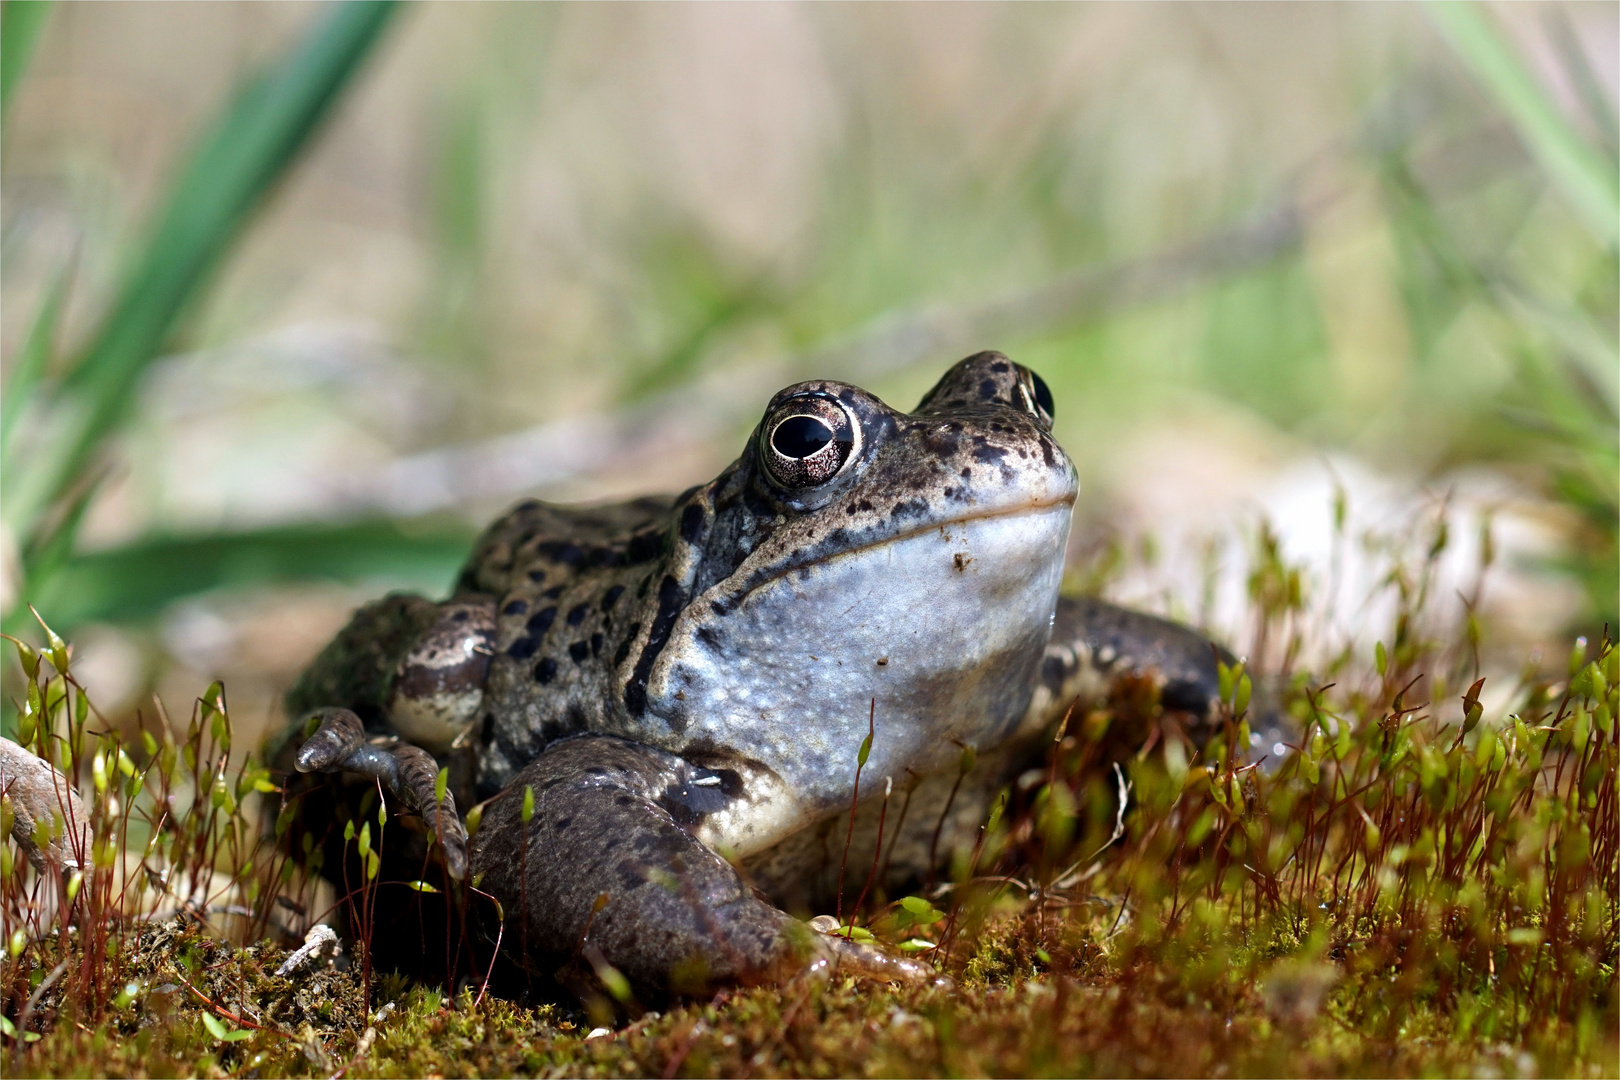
(278, 352, 1277, 1000)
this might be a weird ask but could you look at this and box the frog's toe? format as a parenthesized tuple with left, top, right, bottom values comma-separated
(808, 927, 941, 986)
(293, 707, 367, 772)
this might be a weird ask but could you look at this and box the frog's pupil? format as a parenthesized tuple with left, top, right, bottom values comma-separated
(772, 415, 834, 459)
(1030, 372, 1055, 418)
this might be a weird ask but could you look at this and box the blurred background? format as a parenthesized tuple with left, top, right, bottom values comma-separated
(2, 1, 1615, 751)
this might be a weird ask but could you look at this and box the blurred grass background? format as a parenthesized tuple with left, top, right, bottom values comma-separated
(1, 1, 1615, 746)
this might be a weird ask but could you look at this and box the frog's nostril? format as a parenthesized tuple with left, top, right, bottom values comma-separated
(771, 415, 833, 458)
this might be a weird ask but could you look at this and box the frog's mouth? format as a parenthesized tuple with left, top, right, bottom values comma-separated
(720, 495, 1077, 605)
(827, 496, 1076, 567)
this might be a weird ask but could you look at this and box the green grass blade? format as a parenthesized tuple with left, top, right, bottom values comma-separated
(9, 1, 399, 551)
(0, 0, 51, 119)
(1542, 7, 1619, 157)
(0, 261, 70, 450)
(1426, 0, 1619, 245)
(19, 519, 474, 630)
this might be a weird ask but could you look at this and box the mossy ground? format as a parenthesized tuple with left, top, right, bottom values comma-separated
(4, 603, 1617, 1078)
(10, 900, 1614, 1079)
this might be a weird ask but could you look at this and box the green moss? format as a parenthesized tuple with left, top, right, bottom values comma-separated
(3, 617, 1616, 1077)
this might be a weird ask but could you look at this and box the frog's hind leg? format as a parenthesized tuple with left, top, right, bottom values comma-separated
(1034, 596, 1294, 760)
(469, 735, 932, 999)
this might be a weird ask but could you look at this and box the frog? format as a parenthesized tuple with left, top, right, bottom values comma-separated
(280, 350, 1284, 998)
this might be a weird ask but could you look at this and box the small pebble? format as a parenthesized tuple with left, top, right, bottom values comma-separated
(276, 924, 341, 977)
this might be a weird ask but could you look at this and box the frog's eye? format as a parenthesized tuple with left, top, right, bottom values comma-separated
(1016, 366, 1055, 425)
(1030, 371, 1054, 419)
(762, 397, 858, 488)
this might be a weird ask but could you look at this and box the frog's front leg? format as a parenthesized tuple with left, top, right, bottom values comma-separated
(293, 707, 469, 878)
(1035, 596, 1293, 757)
(280, 593, 497, 879)
(284, 592, 497, 752)
(469, 736, 932, 998)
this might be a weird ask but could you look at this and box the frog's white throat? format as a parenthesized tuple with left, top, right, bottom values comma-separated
(636, 500, 1074, 858)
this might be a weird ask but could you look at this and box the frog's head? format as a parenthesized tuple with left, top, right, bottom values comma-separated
(620, 352, 1077, 852)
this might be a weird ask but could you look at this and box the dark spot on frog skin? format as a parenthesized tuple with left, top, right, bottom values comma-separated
(979, 379, 998, 400)
(496, 729, 535, 768)
(1040, 653, 1070, 692)
(1040, 438, 1055, 468)
(538, 541, 585, 566)
(527, 569, 547, 583)
(715, 768, 745, 798)
(954, 553, 971, 572)
(591, 632, 604, 657)
(567, 603, 589, 627)
(451, 610, 470, 622)
(601, 584, 626, 611)
(922, 425, 960, 456)
(569, 640, 590, 664)
(741, 486, 776, 519)
(544, 585, 565, 599)
(503, 599, 529, 616)
(659, 771, 731, 826)
(554, 816, 572, 831)
(612, 621, 643, 668)
(972, 437, 1006, 466)
(526, 607, 557, 635)
(508, 636, 541, 660)
(960, 467, 972, 479)
(626, 530, 663, 564)
(616, 860, 646, 892)
(625, 576, 685, 718)
(991, 360, 1010, 373)
(533, 657, 558, 684)
(680, 503, 707, 543)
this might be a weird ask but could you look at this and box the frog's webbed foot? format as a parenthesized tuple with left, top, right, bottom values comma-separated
(469, 735, 934, 999)
(1038, 596, 1296, 763)
(293, 707, 468, 878)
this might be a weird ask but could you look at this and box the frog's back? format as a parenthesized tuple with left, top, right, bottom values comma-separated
(454, 493, 683, 795)
(455, 493, 679, 598)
